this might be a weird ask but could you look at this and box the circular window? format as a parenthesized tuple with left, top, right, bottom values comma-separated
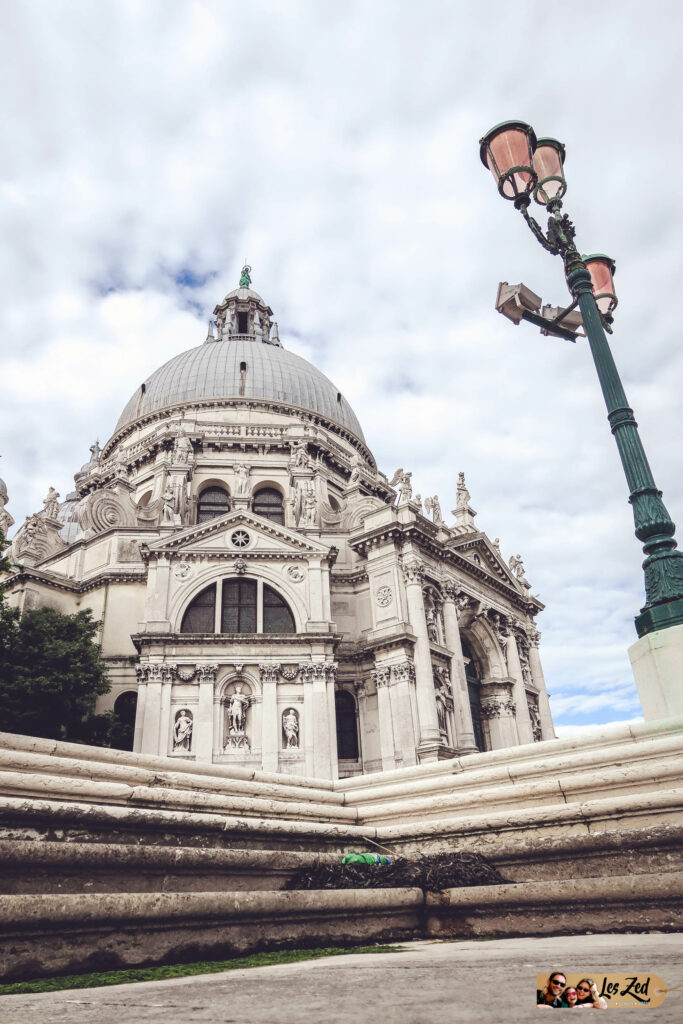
(231, 529, 250, 548)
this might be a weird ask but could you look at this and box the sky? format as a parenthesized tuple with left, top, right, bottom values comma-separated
(1, 0, 682, 736)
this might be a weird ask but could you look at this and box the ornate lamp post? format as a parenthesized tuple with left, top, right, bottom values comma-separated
(480, 121, 683, 717)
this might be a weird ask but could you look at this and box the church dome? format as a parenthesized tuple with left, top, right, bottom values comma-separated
(114, 339, 364, 441)
(114, 271, 364, 442)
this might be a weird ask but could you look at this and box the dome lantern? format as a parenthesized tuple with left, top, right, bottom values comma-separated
(211, 265, 279, 346)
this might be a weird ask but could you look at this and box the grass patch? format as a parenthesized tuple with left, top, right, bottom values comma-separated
(0, 944, 404, 996)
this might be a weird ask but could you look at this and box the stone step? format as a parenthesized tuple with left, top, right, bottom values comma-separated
(425, 871, 683, 939)
(0, 840, 340, 895)
(0, 887, 424, 982)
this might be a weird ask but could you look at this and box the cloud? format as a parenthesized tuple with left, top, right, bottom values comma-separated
(1, 1, 681, 733)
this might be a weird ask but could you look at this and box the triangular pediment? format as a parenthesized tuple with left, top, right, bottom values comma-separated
(449, 532, 522, 588)
(145, 511, 333, 559)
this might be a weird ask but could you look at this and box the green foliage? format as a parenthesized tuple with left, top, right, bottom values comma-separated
(0, 603, 110, 742)
(0, 945, 404, 995)
(0, 529, 11, 577)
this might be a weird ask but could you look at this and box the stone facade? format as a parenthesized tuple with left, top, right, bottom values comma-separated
(1, 274, 554, 778)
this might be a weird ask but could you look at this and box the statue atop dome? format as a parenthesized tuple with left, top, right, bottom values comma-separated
(239, 263, 252, 288)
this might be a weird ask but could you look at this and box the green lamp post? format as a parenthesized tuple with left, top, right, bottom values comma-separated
(479, 120, 683, 640)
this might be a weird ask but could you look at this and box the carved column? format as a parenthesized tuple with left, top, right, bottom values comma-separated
(159, 664, 174, 755)
(442, 584, 477, 753)
(303, 663, 334, 779)
(133, 665, 148, 753)
(502, 622, 534, 745)
(528, 630, 555, 740)
(391, 662, 419, 767)
(480, 683, 519, 748)
(402, 558, 441, 759)
(355, 681, 368, 768)
(139, 663, 164, 755)
(195, 664, 217, 761)
(260, 663, 280, 773)
(372, 667, 396, 770)
(326, 663, 339, 780)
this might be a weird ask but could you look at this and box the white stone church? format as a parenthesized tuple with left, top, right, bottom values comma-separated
(2, 269, 554, 779)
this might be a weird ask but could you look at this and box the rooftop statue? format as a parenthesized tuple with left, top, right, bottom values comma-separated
(239, 264, 252, 288)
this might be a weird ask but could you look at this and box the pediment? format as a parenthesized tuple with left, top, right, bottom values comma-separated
(449, 532, 521, 588)
(145, 511, 333, 559)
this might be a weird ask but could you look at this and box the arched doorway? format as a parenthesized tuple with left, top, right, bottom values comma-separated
(461, 640, 486, 752)
(335, 689, 359, 761)
(112, 690, 138, 751)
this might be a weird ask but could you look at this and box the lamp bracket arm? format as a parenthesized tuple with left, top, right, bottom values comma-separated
(516, 201, 559, 254)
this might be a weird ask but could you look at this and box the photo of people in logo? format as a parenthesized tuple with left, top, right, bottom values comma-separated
(536, 971, 668, 1009)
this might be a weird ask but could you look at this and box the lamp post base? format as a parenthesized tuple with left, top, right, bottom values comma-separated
(628, 622, 683, 720)
(635, 597, 683, 638)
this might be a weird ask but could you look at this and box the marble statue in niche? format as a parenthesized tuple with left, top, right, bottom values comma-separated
(173, 708, 193, 751)
(282, 707, 300, 748)
(224, 683, 251, 750)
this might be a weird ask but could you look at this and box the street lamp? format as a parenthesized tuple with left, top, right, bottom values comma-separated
(480, 120, 683, 716)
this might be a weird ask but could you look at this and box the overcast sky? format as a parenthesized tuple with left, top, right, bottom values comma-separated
(1, 0, 681, 735)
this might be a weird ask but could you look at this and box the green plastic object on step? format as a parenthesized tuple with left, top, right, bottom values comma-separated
(342, 853, 391, 865)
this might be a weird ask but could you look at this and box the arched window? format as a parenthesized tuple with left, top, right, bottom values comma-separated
(252, 487, 284, 525)
(181, 583, 216, 632)
(263, 583, 295, 633)
(222, 579, 257, 633)
(335, 690, 359, 760)
(112, 691, 138, 751)
(180, 579, 295, 634)
(197, 486, 230, 523)
(461, 639, 486, 752)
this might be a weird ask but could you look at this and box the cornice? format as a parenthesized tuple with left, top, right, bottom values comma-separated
(132, 631, 342, 653)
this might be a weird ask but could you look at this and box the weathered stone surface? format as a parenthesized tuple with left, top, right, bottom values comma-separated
(0, 888, 424, 981)
(425, 872, 683, 938)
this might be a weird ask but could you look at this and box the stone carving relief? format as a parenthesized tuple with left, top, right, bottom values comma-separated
(11, 511, 65, 565)
(42, 487, 60, 520)
(433, 665, 454, 740)
(286, 563, 305, 583)
(289, 440, 311, 470)
(174, 561, 193, 580)
(173, 665, 197, 682)
(300, 480, 318, 527)
(509, 553, 530, 588)
(259, 663, 280, 684)
(392, 662, 416, 685)
(173, 708, 193, 751)
(375, 585, 393, 607)
(282, 707, 300, 748)
(527, 693, 542, 742)
(371, 666, 391, 688)
(78, 486, 138, 536)
(424, 495, 444, 525)
(197, 664, 218, 683)
(233, 463, 251, 496)
(401, 558, 424, 586)
(224, 683, 251, 750)
(172, 430, 194, 466)
(389, 468, 412, 503)
(0, 477, 14, 537)
(480, 694, 516, 719)
(424, 588, 444, 644)
(279, 664, 300, 681)
(451, 471, 477, 531)
(234, 556, 247, 575)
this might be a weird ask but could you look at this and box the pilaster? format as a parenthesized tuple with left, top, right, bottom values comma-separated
(442, 584, 478, 754)
(402, 557, 441, 760)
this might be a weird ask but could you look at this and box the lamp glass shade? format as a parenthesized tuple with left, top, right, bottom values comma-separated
(584, 254, 617, 315)
(480, 121, 537, 200)
(532, 138, 567, 205)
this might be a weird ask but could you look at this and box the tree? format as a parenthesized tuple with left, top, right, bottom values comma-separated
(0, 535, 111, 741)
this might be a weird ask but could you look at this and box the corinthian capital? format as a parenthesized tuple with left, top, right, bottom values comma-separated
(259, 663, 280, 684)
(402, 558, 425, 586)
(197, 663, 217, 683)
(371, 666, 391, 688)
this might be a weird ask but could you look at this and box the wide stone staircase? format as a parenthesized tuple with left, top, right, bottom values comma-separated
(0, 718, 681, 980)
